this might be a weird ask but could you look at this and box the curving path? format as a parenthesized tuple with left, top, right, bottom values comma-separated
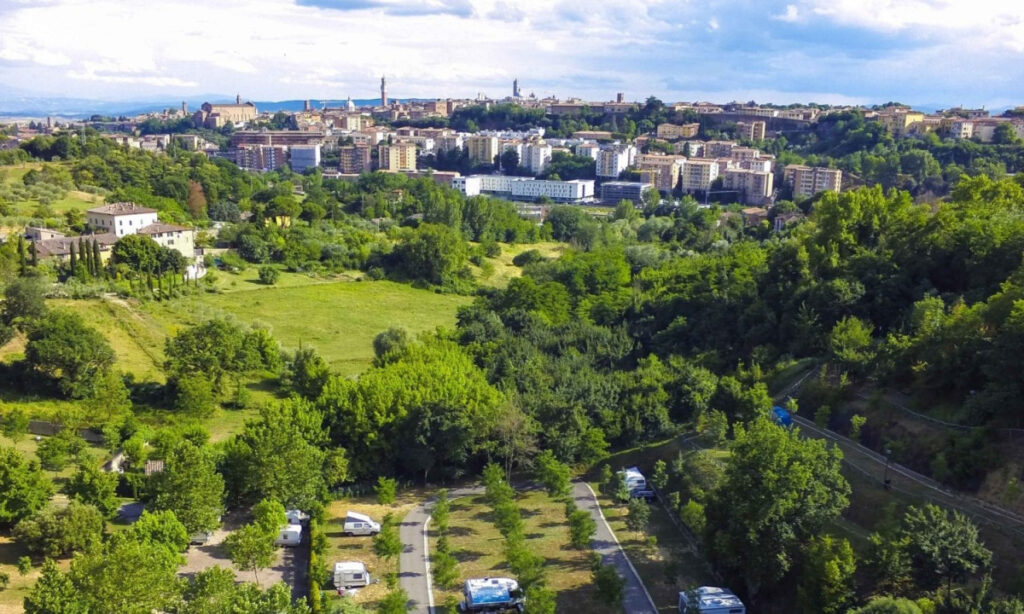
(399, 483, 658, 614)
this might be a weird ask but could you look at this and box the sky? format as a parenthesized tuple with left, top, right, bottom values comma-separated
(1, 0, 1023, 109)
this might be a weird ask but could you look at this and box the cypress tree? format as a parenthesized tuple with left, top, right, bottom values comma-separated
(68, 241, 77, 275)
(29, 241, 37, 267)
(17, 236, 26, 276)
(92, 240, 102, 278)
(78, 238, 89, 277)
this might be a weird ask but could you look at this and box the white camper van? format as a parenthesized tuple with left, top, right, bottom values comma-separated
(334, 561, 371, 589)
(460, 577, 524, 612)
(274, 524, 303, 547)
(286, 509, 309, 525)
(678, 586, 746, 614)
(342, 511, 381, 536)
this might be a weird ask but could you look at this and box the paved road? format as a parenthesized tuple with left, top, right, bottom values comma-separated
(401, 484, 658, 614)
(573, 481, 659, 614)
(399, 487, 482, 614)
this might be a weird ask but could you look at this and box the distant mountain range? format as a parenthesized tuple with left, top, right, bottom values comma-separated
(0, 96, 426, 119)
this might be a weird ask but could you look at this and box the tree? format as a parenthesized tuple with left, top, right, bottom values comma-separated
(148, 442, 225, 534)
(902, 504, 992, 597)
(127, 510, 190, 554)
(225, 523, 277, 586)
(373, 514, 402, 576)
(828, 316, 875, 376)
(14, 502, 105, 557)
(287, 347, 331, 399)
(66, 463, 120, 517)
(796, 535, 856, 614)
(533, 450, 571, 500)
(593, 563, 624, 608)
(376, 588, 410, 614)
(650, 459, 668, 492)
(36, 430, 85, 472)
(23, 559, 84, 614)
(372, 327, 410, 364)
(625, 498, 650, 538)
(704, 418, 850, 599)
(375, 476, 398, 506)
(24, 310, 116, 398)
(221, 402, 329, 509)
(567, 507, 596, 549)
(172, 373, 217, 418)
(252, 498, 287, 537)
(847, 597, 923, 614)
(2, 276, 48, 329)
(2, 408, 30, 443)
(68, 532, 183, 614)
(0, 446, 54, 528)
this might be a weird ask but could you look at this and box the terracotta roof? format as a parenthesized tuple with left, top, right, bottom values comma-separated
(87, 202, 158, 215)
(137, 223, 191, 235)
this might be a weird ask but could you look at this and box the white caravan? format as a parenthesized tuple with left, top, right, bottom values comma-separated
(274, 524, 303, 547)
(678, 586, 746, 614)
(334, 561, 371, 589)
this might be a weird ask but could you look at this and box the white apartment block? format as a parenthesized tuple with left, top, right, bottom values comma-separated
(87, 203, 159, 237)
(452, 175, 593, 202)
(681, 159, 719, 193)
(596, 144, 636, 179)
(523, 142, 553, 174)
(784, 164, 842, 198)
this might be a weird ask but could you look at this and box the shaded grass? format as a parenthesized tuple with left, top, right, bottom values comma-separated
(475, 241, 566, 289)
(430, 490, 615, 614)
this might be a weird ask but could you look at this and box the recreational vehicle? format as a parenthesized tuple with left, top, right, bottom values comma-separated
(678, 586, 746, 614)
(459, 577, 524, 612)
(334, 561, 371, 589)
(342, 511, 381, 536)
(274, 524, 303, 547)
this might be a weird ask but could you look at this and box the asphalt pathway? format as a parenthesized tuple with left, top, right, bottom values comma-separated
(573, 481, 659, 614)
(399, 483, 658, 614)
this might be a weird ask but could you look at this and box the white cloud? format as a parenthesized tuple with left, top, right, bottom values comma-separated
(808, 0, 1024, 51)
(708, 17, 719, 31)
(67, 70, 198, 88)
(773, 4, 800, 22)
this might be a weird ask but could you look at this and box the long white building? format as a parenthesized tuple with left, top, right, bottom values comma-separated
(453, 175, 594, 202)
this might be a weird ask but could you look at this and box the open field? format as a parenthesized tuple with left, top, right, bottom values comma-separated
(54, 274, 471, 380)
(430, 489, 615, 613)
(321, 492, 420, 610)
(475, 241, 565, 288)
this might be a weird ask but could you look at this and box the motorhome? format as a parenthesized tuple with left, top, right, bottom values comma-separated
(617, 466, 654, 499)
(286, 509, 309, 525)
(678, 586, 746, 614)
(274, 524, 303, 547)
(460, 577, 524, 612)
(342, 511, 381, 536)
(334, 561, 371, 589)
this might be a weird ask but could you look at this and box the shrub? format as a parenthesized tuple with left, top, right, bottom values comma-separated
(257, 266, 279, 285)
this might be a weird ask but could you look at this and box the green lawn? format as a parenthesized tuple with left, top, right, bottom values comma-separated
(432, 490, 614, 614)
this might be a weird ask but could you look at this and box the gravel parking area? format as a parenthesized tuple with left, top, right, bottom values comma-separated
(179, 513, 308, 599)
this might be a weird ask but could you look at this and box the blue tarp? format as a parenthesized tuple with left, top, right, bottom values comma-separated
(772, 406, 793, 427)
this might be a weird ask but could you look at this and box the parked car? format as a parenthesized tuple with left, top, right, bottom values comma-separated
(189, 530, 214, 546)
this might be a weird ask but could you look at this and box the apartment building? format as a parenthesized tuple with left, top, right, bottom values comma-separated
(378, 141, 418, 172)
(784, 164, 842, 198)
(338, 145, 372, 174)
(452, 175, 593, 202)
(876, 109, 925, 136)
(636, 154, 685, 193)
(735, 120, 766, 141)
(523, 141, 553, 174)
(466, 135, 499, 166)
(723, 168, 774, 206)
(680, 159, 719, 193)
(656, 123, 700, 140)
(596, 144, 636, 179)
(233, 146, 287, 171)
(704, 140, 737, 158)
(290, 144, 321, 173)
(575, 142, 600, 160)
(87, 202, 158, 238)
(600, 181, 654, 205)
